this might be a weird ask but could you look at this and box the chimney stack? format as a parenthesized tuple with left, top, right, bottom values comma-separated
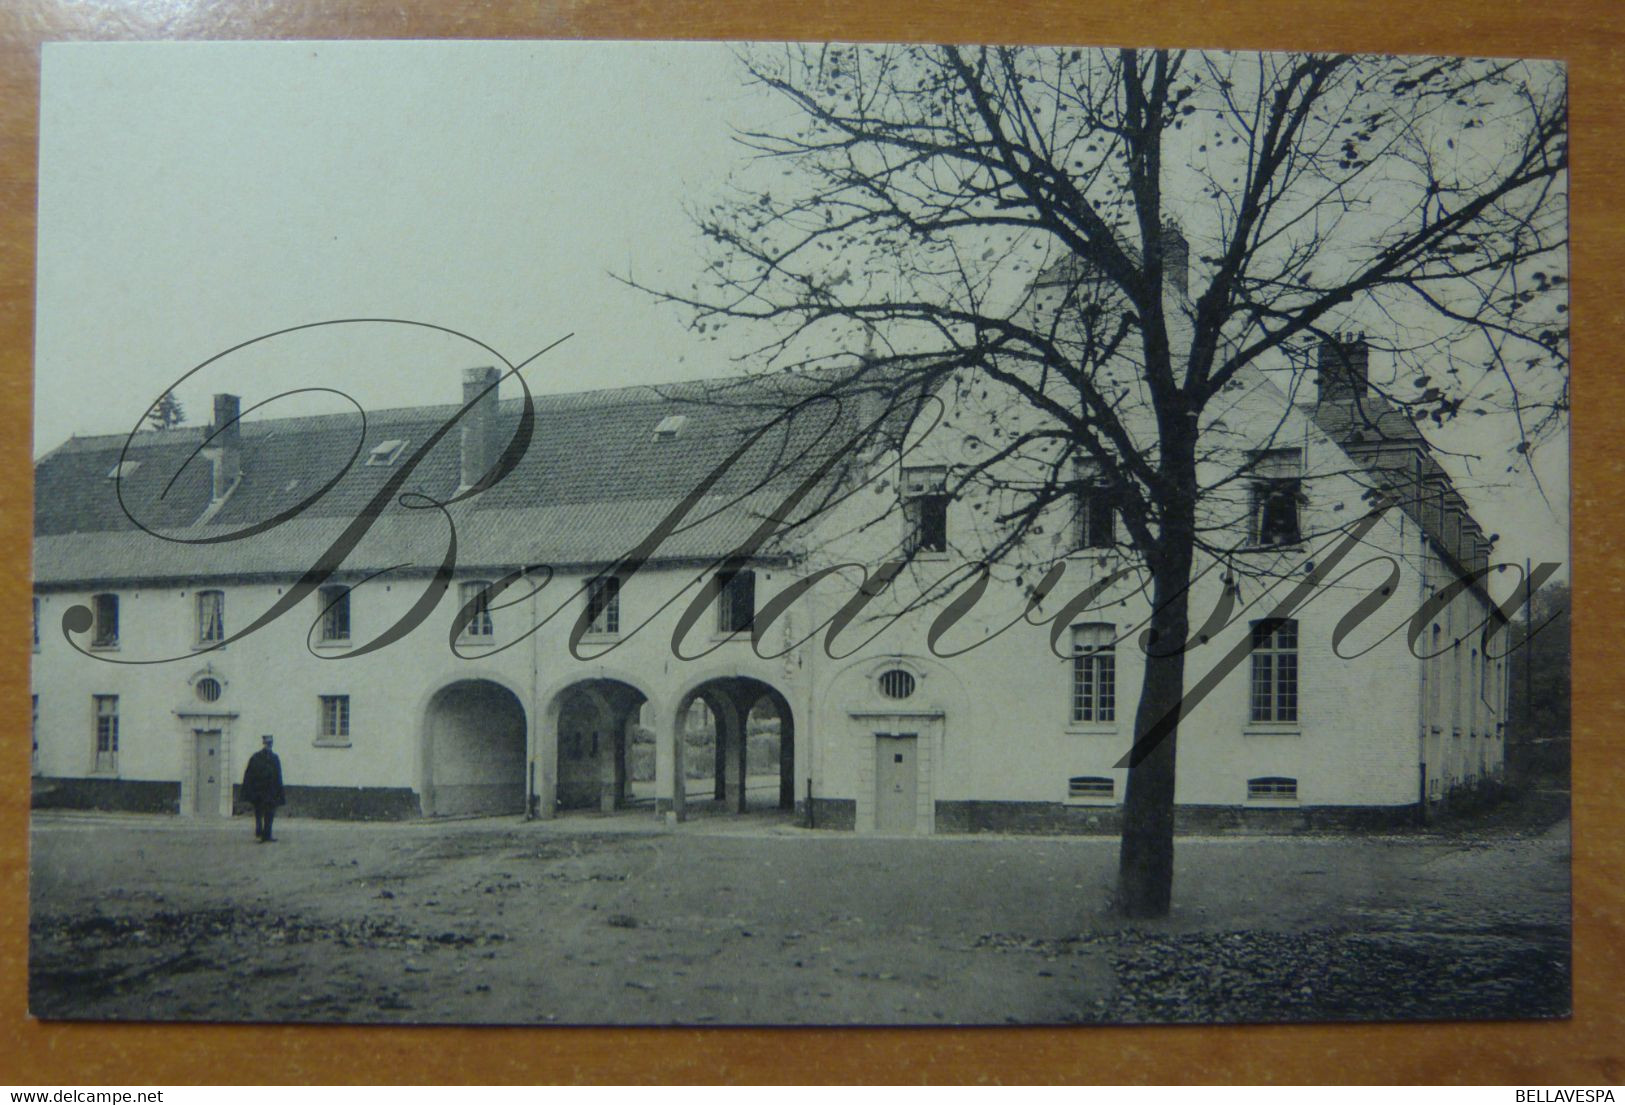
(1317, 333, 1370, 405)
(460, 366, 502, 490)
(1159, 221, 1189, 298)
(206, 393, 241, 501)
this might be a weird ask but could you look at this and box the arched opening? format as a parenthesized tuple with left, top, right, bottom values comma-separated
(423, 680, 527, 817)
(676, 677, 795, 816)
(553, 679, 650, 813)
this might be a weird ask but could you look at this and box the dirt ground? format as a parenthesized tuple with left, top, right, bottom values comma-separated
(28, 793, 1571, 1026)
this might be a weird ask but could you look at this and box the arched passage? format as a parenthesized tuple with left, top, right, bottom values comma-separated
(423, 679, 527, 817)
(674, 676, 795, 816)
(552, 679, 649, 813)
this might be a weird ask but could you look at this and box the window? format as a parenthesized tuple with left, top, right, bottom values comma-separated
(1249, 618, 1299, 723)
(91, 593, 119, 648)
(902, 465, 949, 555)
(1249, 449, 1303, 546)
(32, 596, 39, 651)
(105, 460, 140, 480)
(653, 414, 688, 441)
(716, 569, 756, 635)
(1247, 776, 1298, 801)
(195, 677, 222, 703)
(459, 580, 494, 638)
(93, 695, 118, 773)
(1078, 484, 1116, 550)
(1074, 463, 1115, 550)
(31, 694, 38, 775)
(1068, 776, 1114, 799)
(196, 590, 225, 645)
(1430, 624, 1444, 725)
(1071, 623, 1117, 723)
(319, 695, 350, 742)
(586, 576, 621, 636)
(319, 585, 351, 643)
(366, 439, 407, 466)
(879, 669, 917, 700)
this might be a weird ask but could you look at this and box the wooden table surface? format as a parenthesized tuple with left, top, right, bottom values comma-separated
(0, 0, 1618, 1086)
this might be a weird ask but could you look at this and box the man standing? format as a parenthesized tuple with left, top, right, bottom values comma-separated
(241, 734, 285, 843)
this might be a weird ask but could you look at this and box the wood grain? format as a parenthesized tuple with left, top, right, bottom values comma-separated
(0, 0, 1617, 1085)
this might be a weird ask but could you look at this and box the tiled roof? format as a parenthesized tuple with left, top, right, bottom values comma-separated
(34, 372, 892, 586)
(1308, 388, 1489, 567)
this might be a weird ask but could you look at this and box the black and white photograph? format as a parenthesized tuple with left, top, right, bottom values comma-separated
(27, 39, 1571, 1027)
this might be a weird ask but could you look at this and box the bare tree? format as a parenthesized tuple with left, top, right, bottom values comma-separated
(638, 45, 1568, 917)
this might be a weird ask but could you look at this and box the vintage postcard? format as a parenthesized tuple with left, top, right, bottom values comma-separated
(28, 40, 1570, 1026)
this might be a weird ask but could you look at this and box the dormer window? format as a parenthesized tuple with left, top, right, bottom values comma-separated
(319, 585, 351, 643)
(91, 593, 119, 649)
(1075, 463, 1116, 550)
(459, 580, 494, 638)
(716, 568, 756, 635)
(196, 590, 226, 645)
(366, 439, 407, 467)
(653, 415, 688, 441)
(902, 465, 949, 555)
(106, 461, 140, 480)
(1248, 449, 1303, 547)
(586, 576, 622, 636)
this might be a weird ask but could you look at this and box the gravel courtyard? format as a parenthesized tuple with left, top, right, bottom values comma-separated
(28, 796, 1571, 1026)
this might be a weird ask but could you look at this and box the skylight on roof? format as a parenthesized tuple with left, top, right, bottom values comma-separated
(653, 415, 688, 441)
(366, 439, 407, 467)
(106, 460, 140, 480)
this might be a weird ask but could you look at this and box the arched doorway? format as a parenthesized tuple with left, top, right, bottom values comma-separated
(423, 680, 527, 817)
(552, 679, 649, 813)
(675, 677, 795, 816)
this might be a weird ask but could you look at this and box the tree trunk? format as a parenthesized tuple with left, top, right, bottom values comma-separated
(1116, 464, 1197, 919)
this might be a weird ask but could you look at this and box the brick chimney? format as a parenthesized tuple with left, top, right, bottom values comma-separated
(205, 393, 241, 501)
(1159, 221, 1189, 298)
(1317, 333, 1370, 405)
(460, 367, 501, 490)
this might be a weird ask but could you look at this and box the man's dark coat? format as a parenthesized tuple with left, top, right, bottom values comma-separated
(241, 748, 285, 808)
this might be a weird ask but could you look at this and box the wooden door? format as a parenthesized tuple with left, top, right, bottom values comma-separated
(874, 733, 918, 833)
(193, 729, 222, 816)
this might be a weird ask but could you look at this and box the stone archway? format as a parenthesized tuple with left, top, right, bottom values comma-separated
(674, 676, 795, 817)
(552, 679, 649, 813)
(423, 680, 527, 816)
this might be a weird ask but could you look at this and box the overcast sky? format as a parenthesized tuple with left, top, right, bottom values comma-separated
(33, 40, 1569, 581)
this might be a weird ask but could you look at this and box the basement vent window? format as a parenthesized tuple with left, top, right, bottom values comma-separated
(1068, 776, 1114, 799)
(366, 439, 407, 467)
(878, 669, 917, 700)
(1247, 776, 1298, 801)
(106, 461, 141, 480)
(653, 414, 688, 441)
